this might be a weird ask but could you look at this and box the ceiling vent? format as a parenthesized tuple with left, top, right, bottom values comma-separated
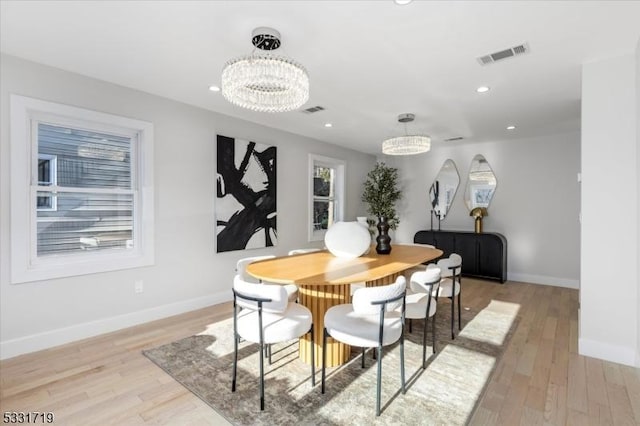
(444, 137, 464, 142)
(301, 105, 325, 114)
(477, 43, 530, 66)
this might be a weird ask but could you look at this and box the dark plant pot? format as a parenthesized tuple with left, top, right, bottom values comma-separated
(376, 216, 392, 255)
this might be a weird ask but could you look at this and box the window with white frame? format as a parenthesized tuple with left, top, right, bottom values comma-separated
(309, 154, 345, 241)
(10, 95, 154, 283)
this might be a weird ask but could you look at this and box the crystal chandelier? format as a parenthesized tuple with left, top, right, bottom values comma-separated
(382, 113, 431, 155)
(222, 27, 309, 113)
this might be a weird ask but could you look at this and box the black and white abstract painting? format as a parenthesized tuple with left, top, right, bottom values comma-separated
(216, 135, 277, 252)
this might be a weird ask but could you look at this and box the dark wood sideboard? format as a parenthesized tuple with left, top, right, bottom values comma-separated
(414, 230, 507, 283)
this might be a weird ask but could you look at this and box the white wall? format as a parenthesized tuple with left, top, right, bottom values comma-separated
(580, 52, 638, 367)
(0, 54, 376, 359)
(387, 132, 581, 288)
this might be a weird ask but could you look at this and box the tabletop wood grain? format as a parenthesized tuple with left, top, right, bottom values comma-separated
(246, 244, 443, 286)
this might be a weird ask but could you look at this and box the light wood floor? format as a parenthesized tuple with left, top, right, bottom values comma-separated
(1, 279, 639, 425)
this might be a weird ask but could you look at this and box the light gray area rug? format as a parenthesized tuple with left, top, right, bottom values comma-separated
(143, 300, 519, 425)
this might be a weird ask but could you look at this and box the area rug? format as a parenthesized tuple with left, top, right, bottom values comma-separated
(143, 300, 519, 425)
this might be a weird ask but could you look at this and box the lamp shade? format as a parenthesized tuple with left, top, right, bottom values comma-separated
(382, 135, 431, 155)
(222, 54, 309, 113)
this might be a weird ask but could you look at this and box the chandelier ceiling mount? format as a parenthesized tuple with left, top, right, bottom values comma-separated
(251, 27, 281, 50)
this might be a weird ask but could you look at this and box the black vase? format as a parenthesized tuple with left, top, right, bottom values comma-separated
(376, 216, 392, 255)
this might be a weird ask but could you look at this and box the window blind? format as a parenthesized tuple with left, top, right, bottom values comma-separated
(36, 123, 135, 255)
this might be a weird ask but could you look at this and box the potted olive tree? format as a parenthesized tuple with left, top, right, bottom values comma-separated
(361, 162, 402, 254)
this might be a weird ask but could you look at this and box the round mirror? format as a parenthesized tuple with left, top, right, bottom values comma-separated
(464, 154, 497, 211)
(428, 159, 460, 220)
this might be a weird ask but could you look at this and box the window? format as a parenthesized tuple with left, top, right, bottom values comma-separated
(10, 95, 154, 283)
(308, 155, 345, 241)
(37, 154, 57, 211)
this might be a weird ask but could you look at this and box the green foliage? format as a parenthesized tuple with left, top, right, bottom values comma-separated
(361, 162, 402, 229)
(316, 167, 332, 182)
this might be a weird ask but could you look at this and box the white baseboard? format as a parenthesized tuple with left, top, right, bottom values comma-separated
(579, 337, 638, 367)
(507, 272, 579, 289)
(0, 291, 232, 360)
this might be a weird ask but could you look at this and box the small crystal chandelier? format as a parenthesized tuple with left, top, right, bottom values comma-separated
(221, 27, 309, 113)
(382, 113, 431, 155)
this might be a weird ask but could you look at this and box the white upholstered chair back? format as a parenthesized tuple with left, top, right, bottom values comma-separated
(236, 255, 276, 283)
(352, 276, 406, 315)
(233, 275, 288, 313)
(436, 253, 462, 278)
(409, 267, 441, 294)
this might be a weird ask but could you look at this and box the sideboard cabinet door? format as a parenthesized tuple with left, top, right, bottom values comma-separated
(453, 233, 479, 276)
(477, 233, 507, 282)
(414, 230, 507, 283)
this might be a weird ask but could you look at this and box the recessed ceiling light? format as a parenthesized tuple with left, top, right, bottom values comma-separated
(208, 85, 221, 92)
(476, 86, 490, 93)
(506, 125, 516, 130)
(394, 0, 413, 5)
(324, 123, 333, 128)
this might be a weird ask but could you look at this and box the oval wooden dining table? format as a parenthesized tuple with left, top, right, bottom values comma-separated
(246, 244, 443, 367)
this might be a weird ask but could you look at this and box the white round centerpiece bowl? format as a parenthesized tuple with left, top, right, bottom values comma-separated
(324, 221, 371, 259)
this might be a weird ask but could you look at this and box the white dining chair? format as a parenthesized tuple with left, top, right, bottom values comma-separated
(236, 255, 298, 303)
(321, 276, 407, 416)
(231, 276, 315, 411)
(236, 255, 300, 364)
(429, 253, 462, 339)
(404, 267, 441, 368)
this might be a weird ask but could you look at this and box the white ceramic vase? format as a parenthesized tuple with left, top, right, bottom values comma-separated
(324, 221, 371, 259)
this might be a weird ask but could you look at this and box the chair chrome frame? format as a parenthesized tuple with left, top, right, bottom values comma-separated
(408, 272, 441, 368)
(231, 289, 315, 411)
(444, 261, 462, 339)
(321, 290, 406, 417)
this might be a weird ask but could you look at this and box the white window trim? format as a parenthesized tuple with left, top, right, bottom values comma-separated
(308, 154, 345, 242)
(10, 94, 155, 284)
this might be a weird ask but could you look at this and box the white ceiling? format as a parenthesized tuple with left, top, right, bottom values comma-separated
(2, 1, 639, 155)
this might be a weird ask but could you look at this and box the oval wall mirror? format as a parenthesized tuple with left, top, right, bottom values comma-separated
(464, 154, 497, 211)
(428, 159, 460, 221)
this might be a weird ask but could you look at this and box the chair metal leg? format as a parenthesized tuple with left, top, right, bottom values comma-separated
(259, 341, 265, 411)
(232, 302, 239, 393)
(400, 333, 406, 394)
(376, 345, 383, 416)
(450, 296, 455, 339)
(361, 347, 366, 368)
(321, 328, 327, 394)
(310, 325, 315, 387)
(232, 334, 238, 392)
(268, 344, 272, 365)
(409, 318, 412, 333)
(422, 316, 428, 368)
(458, 292, 462, 331)
(432, 313, 437, 354)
